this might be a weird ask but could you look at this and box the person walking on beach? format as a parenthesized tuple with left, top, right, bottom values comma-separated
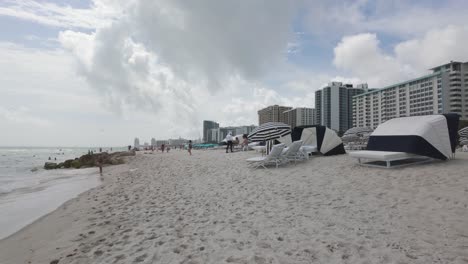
(161, 144, 165, 153)
(225, 132, 233, 153)
(188, 140, 192, 155)
(241, 134, 249, 151)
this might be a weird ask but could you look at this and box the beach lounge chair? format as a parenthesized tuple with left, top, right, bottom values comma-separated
(246, 143, 285, 169)
(349, 151, 430, 168)
(281, 140, 304, 164)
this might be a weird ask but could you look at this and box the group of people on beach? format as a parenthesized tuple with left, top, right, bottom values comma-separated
(156, 141, 192, 155)
(225, 133, 249, 153)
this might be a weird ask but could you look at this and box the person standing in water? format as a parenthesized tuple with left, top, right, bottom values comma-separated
(188, 140, 192, 155)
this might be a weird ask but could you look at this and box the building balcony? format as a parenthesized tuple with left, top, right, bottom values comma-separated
(450, 108, 462, 113)
(449, 102, 462, 108)
(450, 79, 462, 85)
(449, 91, 462, 97)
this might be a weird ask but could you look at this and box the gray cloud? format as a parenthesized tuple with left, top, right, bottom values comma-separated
(129, 0, 296, 91)
(58, 0, 298, 137)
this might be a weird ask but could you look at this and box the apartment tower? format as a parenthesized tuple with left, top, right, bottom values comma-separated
(282, 107, 317, 128)
(353, 61, 468, 128)
(257, 105, 293, 125)
(202, 120, 219, 143)
(315, 82, 367, 133)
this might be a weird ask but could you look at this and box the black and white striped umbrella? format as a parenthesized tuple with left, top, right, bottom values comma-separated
(459, 127, 468, 137)
(460, 137, 468, 145)
(248, 122, 291, 142)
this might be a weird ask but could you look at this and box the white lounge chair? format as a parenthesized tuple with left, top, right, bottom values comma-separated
(299, 145, 317, 159)
(281, 140, 304, 164)
(349, 150, 430, 168)
(246, 144, 285, 169)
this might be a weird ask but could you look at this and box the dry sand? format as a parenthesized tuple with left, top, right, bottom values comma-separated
(0, 150, 467, 264)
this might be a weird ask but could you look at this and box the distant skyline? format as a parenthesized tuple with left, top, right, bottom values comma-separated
(1, 0, 468, 146)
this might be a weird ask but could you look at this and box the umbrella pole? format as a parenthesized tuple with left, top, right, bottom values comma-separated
(266, 140, 273, 155)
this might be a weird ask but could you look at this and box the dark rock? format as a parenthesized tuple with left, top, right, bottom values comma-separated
(57, 162, 64, 169)
(63, 159, 73, 168)
(57, 151, 133, 170)
(44, 162, 58, 170)
(71, 160, 81, 169)
(50, 260, 59, 264)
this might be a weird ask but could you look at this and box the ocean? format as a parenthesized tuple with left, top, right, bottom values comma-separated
(0, 147, 125, 239)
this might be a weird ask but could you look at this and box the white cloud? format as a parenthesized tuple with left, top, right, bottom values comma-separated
(332, 25, 468, 87)
(0, 0, 124, 29)
(2, 0, 468, 146)
(333, 33, 407, 86)
(56, 0, 298, 133)
(395, 25, 468, 72)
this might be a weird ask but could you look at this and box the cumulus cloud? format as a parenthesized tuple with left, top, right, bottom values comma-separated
(333, 33, 407, 86)
(57, 0, 297, 135)
(3, 0, 468, 145)
(333, 25, 468, 87)
(395, 25, 468, 71)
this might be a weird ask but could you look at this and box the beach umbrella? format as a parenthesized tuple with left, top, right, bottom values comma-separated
(248, 122, 291, 142)
(460, 137, 468, 145)
(459, 127, 468, 137)
(248, 122, 291, 154)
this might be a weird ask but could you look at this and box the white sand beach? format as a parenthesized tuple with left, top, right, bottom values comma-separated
(0, 150, 467, 264)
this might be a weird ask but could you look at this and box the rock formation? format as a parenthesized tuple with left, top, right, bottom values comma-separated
(44, 150, 135, 170)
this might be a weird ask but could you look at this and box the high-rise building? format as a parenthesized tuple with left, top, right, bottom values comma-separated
(353, 61, 468, 128)
(234, 125, 257, 136)
(258, 105, 293, 125)
(202, 120, 219, 143)
(168, 138, 187, 146)
(315, 82, 367, 133)
(151, 138, 156, 146)
(282, 107, 316, 128)
(134, 138, 140, 149)
(315, 90, 322, 127)
(203, 124, 256, 143)
(217, 125, 256, 141)
(155, 140, 168, 146)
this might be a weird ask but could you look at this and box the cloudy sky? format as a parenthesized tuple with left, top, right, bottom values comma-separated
(1, 0, 468, 147)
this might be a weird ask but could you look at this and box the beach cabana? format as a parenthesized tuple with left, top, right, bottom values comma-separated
(366, 114, 459, 160)
(350, 114, 460, 167)
(278, 125, 345, 156)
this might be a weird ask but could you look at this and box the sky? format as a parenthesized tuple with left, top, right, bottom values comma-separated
(1, 0, 468, 147)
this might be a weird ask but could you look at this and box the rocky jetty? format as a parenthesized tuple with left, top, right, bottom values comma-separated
(44, 150, 135, 170)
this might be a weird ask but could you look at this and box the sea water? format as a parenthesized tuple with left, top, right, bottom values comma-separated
(0, 147, 123, 239)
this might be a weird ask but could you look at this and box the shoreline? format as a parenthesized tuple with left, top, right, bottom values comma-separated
(0, 167, 103, 240)
(1, 151, 467, 263)
(0, 178, 98, 241)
